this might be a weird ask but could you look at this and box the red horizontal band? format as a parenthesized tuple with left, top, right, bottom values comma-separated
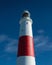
(17, 36, 35, 57)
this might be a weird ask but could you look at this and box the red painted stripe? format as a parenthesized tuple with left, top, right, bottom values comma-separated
(17, 36, 35, 57)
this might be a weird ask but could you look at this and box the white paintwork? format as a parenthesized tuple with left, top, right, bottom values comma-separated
(19, 17, 33, 37)
(17, 56, 36, 65)
(20, 17, 32, 24)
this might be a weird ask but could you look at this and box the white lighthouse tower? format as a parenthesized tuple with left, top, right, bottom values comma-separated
(17, 10, 36, 65)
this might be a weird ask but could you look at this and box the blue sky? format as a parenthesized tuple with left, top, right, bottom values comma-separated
(0, 0, 52, 65)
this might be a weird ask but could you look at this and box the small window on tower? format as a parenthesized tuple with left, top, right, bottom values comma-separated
(26, 22, 28, 24)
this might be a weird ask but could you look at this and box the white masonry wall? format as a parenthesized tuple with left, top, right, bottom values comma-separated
(19, 17, 33, 37)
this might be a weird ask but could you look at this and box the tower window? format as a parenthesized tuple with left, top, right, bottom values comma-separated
(26, 22, 28, 24)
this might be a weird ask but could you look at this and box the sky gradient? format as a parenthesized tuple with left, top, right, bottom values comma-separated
(0, 0, 52, 65)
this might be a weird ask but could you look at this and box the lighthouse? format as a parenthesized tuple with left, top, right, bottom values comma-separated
(17, 10, 36, 65)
